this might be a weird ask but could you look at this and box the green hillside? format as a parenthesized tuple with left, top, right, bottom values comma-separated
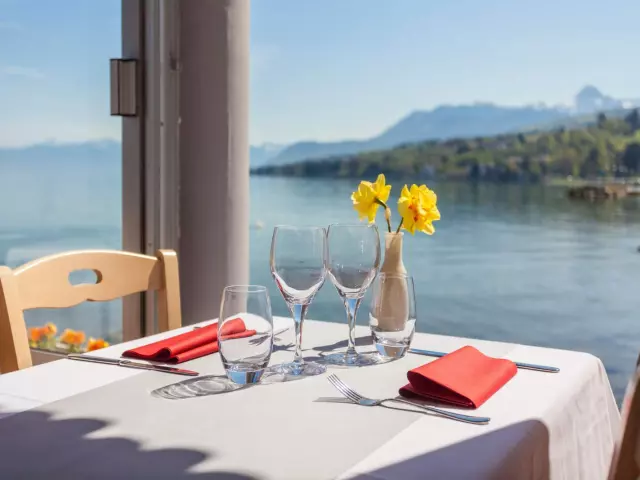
(252, 111, 640, 182)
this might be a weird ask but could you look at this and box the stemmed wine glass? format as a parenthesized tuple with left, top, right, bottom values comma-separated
(270, 226, 327, 376)
(325, 223, 381, 366)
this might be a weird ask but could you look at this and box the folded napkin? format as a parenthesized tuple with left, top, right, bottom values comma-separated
(399, 346, 517, 408)
(122, 318, 256, 364)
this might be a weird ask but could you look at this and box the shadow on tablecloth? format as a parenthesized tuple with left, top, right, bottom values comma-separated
(347, 419, 550, 480)
(0, 409, 259, 479)
(313, 335, 373, 353)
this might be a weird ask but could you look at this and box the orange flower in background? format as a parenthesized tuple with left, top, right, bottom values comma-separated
(43, 322, 57, 337)
(60, 329, 86, 346)
(28, 327, 44, 344)
(87, 338, 109, 351)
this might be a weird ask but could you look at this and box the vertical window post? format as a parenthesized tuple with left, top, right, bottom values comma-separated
(178, 0, 250, 324)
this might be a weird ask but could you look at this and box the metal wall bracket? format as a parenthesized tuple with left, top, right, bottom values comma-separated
(110, 58, 138, 116)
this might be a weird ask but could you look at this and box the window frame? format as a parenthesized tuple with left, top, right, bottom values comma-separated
(121, 0, 146, 342)
(31, 0, 159, 364)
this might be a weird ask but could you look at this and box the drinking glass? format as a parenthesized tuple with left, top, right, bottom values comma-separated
(325, 223, 381, 366)
(369, 273, 416, 359)
(219, 285, 274, 385)
(270, 226, 327, 376)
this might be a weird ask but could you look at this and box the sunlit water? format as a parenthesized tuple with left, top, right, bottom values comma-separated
(1, 158, 639, 403)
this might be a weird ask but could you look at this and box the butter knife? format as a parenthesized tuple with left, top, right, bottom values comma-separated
(67, 354, 199, 376)
(408, 348, 560, 373)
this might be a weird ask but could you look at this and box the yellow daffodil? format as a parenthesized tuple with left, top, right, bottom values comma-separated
(60, 329, 86, 346)
(397, 184, 441, 235)
(351, 174, 392, 225)
(87, 337, 110, 351)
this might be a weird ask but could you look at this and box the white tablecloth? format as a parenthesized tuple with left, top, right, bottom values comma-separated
(0, 318, 620, 479)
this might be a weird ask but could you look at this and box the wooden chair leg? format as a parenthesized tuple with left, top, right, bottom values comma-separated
(0, 267, 33, 373)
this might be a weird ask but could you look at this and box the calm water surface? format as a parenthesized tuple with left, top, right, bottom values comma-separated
(1, 161, 639, 403)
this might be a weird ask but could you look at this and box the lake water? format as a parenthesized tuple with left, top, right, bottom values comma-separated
(1, 160, 639, 403)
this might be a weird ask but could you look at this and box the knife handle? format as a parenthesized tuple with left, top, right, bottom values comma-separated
(408, 348, 560, 373)
(409, 349, 446, 358)
(511, 361, 560, 373)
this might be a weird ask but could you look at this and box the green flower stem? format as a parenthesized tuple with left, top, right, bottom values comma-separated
(396, 219, 404, 234)
(374, 198, 392, 233)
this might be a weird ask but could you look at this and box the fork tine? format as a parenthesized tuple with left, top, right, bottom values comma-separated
(327, 375, 356, 401)
(248, 328, 287, 345)
(327, 375, 360, 403)
(327, 376, 352, 400)
(330, 375, 364, 401)
(334, 382, 360, 404)
(328, 375, 363, 402)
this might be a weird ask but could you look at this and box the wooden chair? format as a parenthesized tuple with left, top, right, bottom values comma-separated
(609, 364, 640, 480)
(0, 249, 182, 373)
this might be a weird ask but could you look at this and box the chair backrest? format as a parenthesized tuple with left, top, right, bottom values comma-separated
(0, 249, 182, 373)
(609, 365, 640, 480)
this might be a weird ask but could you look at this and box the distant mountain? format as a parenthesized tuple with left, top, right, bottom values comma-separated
(267, 86, 640, 166)
(575, 85, 623, 114)
(268, 105, 567, 166)
(250, 143, 286, 168)
(0, 140, 120, 163)
(267, 140, 364, 166)
(372, 104, 567, 147)
(0, 140, 285, 169)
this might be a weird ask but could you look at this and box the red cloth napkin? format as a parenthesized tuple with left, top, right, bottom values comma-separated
(122, 318, 256, 364)
(399, 346, 517, 408)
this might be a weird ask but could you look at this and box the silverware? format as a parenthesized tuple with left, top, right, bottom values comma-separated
(193, 325, 289, 343)
(408, 348, 560, 373)
(326, 374, 490, 425)
(67, 354, 199, 376)
(249, 328, 289, 345)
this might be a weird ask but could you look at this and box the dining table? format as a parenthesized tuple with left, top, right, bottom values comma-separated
(0, 317, 621, 479)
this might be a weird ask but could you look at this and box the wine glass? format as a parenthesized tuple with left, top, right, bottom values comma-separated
(270, 226, 327, 376)
(325, 223, 381, 366)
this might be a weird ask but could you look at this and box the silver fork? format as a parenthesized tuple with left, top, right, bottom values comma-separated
(327, 374, 490, 425)
(249, 328, 289, 346)
(193, 326, 288, 346)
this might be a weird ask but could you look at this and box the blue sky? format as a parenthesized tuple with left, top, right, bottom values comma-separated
(0, 0, 120, 147)
(1, 0, 639, 147)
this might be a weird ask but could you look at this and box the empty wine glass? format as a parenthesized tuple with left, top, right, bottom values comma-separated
(325, 223, 381, 366)
(270, 226, 327, 376)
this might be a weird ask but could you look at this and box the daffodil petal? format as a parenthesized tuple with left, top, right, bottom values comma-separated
(421, 222, 435, 235)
